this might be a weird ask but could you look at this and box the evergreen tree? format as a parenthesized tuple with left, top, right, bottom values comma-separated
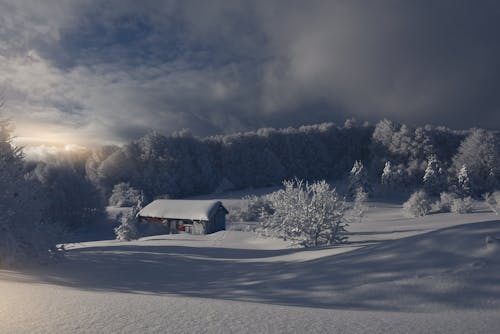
(348, 160, 371, 197)
(423, 155, 446, 195)
(457, 164, 472, 197)
(381, 161, 393, 185)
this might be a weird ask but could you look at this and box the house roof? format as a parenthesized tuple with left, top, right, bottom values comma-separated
(137, 199, 228, 221)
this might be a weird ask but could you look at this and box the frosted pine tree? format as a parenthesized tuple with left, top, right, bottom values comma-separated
(423, 155, 446, 195)
(348, 160, 371, 198)
(381, 161, 407, 190)
(381, 161, 393, 185)
(486, 168, 497, 193)
(350, 187, 368, 223)
(457, 164, 471, 197)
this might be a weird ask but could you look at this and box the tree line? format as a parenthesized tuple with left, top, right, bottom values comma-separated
(87, 119, 499, 201)
(1, 116, 499, 263)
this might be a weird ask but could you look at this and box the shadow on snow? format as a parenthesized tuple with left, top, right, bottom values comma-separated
(3, 220, 500, 312)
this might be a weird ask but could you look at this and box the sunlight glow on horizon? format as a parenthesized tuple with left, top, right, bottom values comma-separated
(11, 124, 121, 149)
(11, 130, 93, 159)
(14, 138, 90, 160)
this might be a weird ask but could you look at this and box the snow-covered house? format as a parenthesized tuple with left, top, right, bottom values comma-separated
(137, 199, 228, 235)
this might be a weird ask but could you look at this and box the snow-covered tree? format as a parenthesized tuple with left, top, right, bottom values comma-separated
(423, 155, 446, 195)
(457, 164, 472, 197)
(350, 187, 368, 224)
(452, 129, 499, 195)
(450, 197, 474, 214)
(108, 182, 144, 207)
(0, 118, 58, 266)
(381, 161, 405, 188)
(114, 205, 140, 241)
(31, 161, 105, 230)
(348, 160, 371, 197)
(381, 161, 393, 185)
(262, 179, 349, 247)
(243, 195, 273, 221)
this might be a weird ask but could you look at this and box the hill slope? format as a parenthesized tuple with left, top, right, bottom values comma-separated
(1, 204, 500, 333)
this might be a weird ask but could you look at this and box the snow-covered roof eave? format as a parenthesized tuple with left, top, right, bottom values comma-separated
(137, 199, 227, 221)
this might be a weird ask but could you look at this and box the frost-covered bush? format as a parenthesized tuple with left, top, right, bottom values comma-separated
(403, 190, 432, 217)
(114, 206, 139, 241)
(435, 192, 458, 212)
(484, 191, 500, 214)
(262, 179, 349, 247)
(227, 195, 273, 222)
(242, 195, 273, 221)
(451, 197, 474, 214)
(226, 207, 244, 223)
(109, 182, 144, 207)
(435, 192, 474, 214)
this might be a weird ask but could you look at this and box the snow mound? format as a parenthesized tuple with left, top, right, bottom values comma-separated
(484, 235, 500, 254)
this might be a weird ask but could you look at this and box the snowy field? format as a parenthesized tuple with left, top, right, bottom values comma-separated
(2, 201, 500, 333)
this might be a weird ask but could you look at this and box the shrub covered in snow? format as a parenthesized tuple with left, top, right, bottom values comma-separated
(227, 195, 274, 223)
(261, 179, 349, 247)
(435, 192, 474, 214)
(483, 191, 500, 214)
(435, 192, 458, 212)
(226, 207, 244, 223)
(114, 206, 139, 241)
(109, 182, 144, 207)
(244, 195, 273, 221)
(403, 190, 432, 217)
(450, 197, 474, 214)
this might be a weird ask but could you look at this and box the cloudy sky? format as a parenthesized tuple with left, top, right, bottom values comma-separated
(1, 0, 500, 148)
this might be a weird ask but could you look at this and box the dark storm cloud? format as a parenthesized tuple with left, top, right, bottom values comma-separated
(1, 0, 500, 145)
(257, 0, 500, 129)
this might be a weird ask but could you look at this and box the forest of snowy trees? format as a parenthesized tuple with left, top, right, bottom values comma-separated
(2, 116, 500, 261)
(86, 119, 499, 202)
